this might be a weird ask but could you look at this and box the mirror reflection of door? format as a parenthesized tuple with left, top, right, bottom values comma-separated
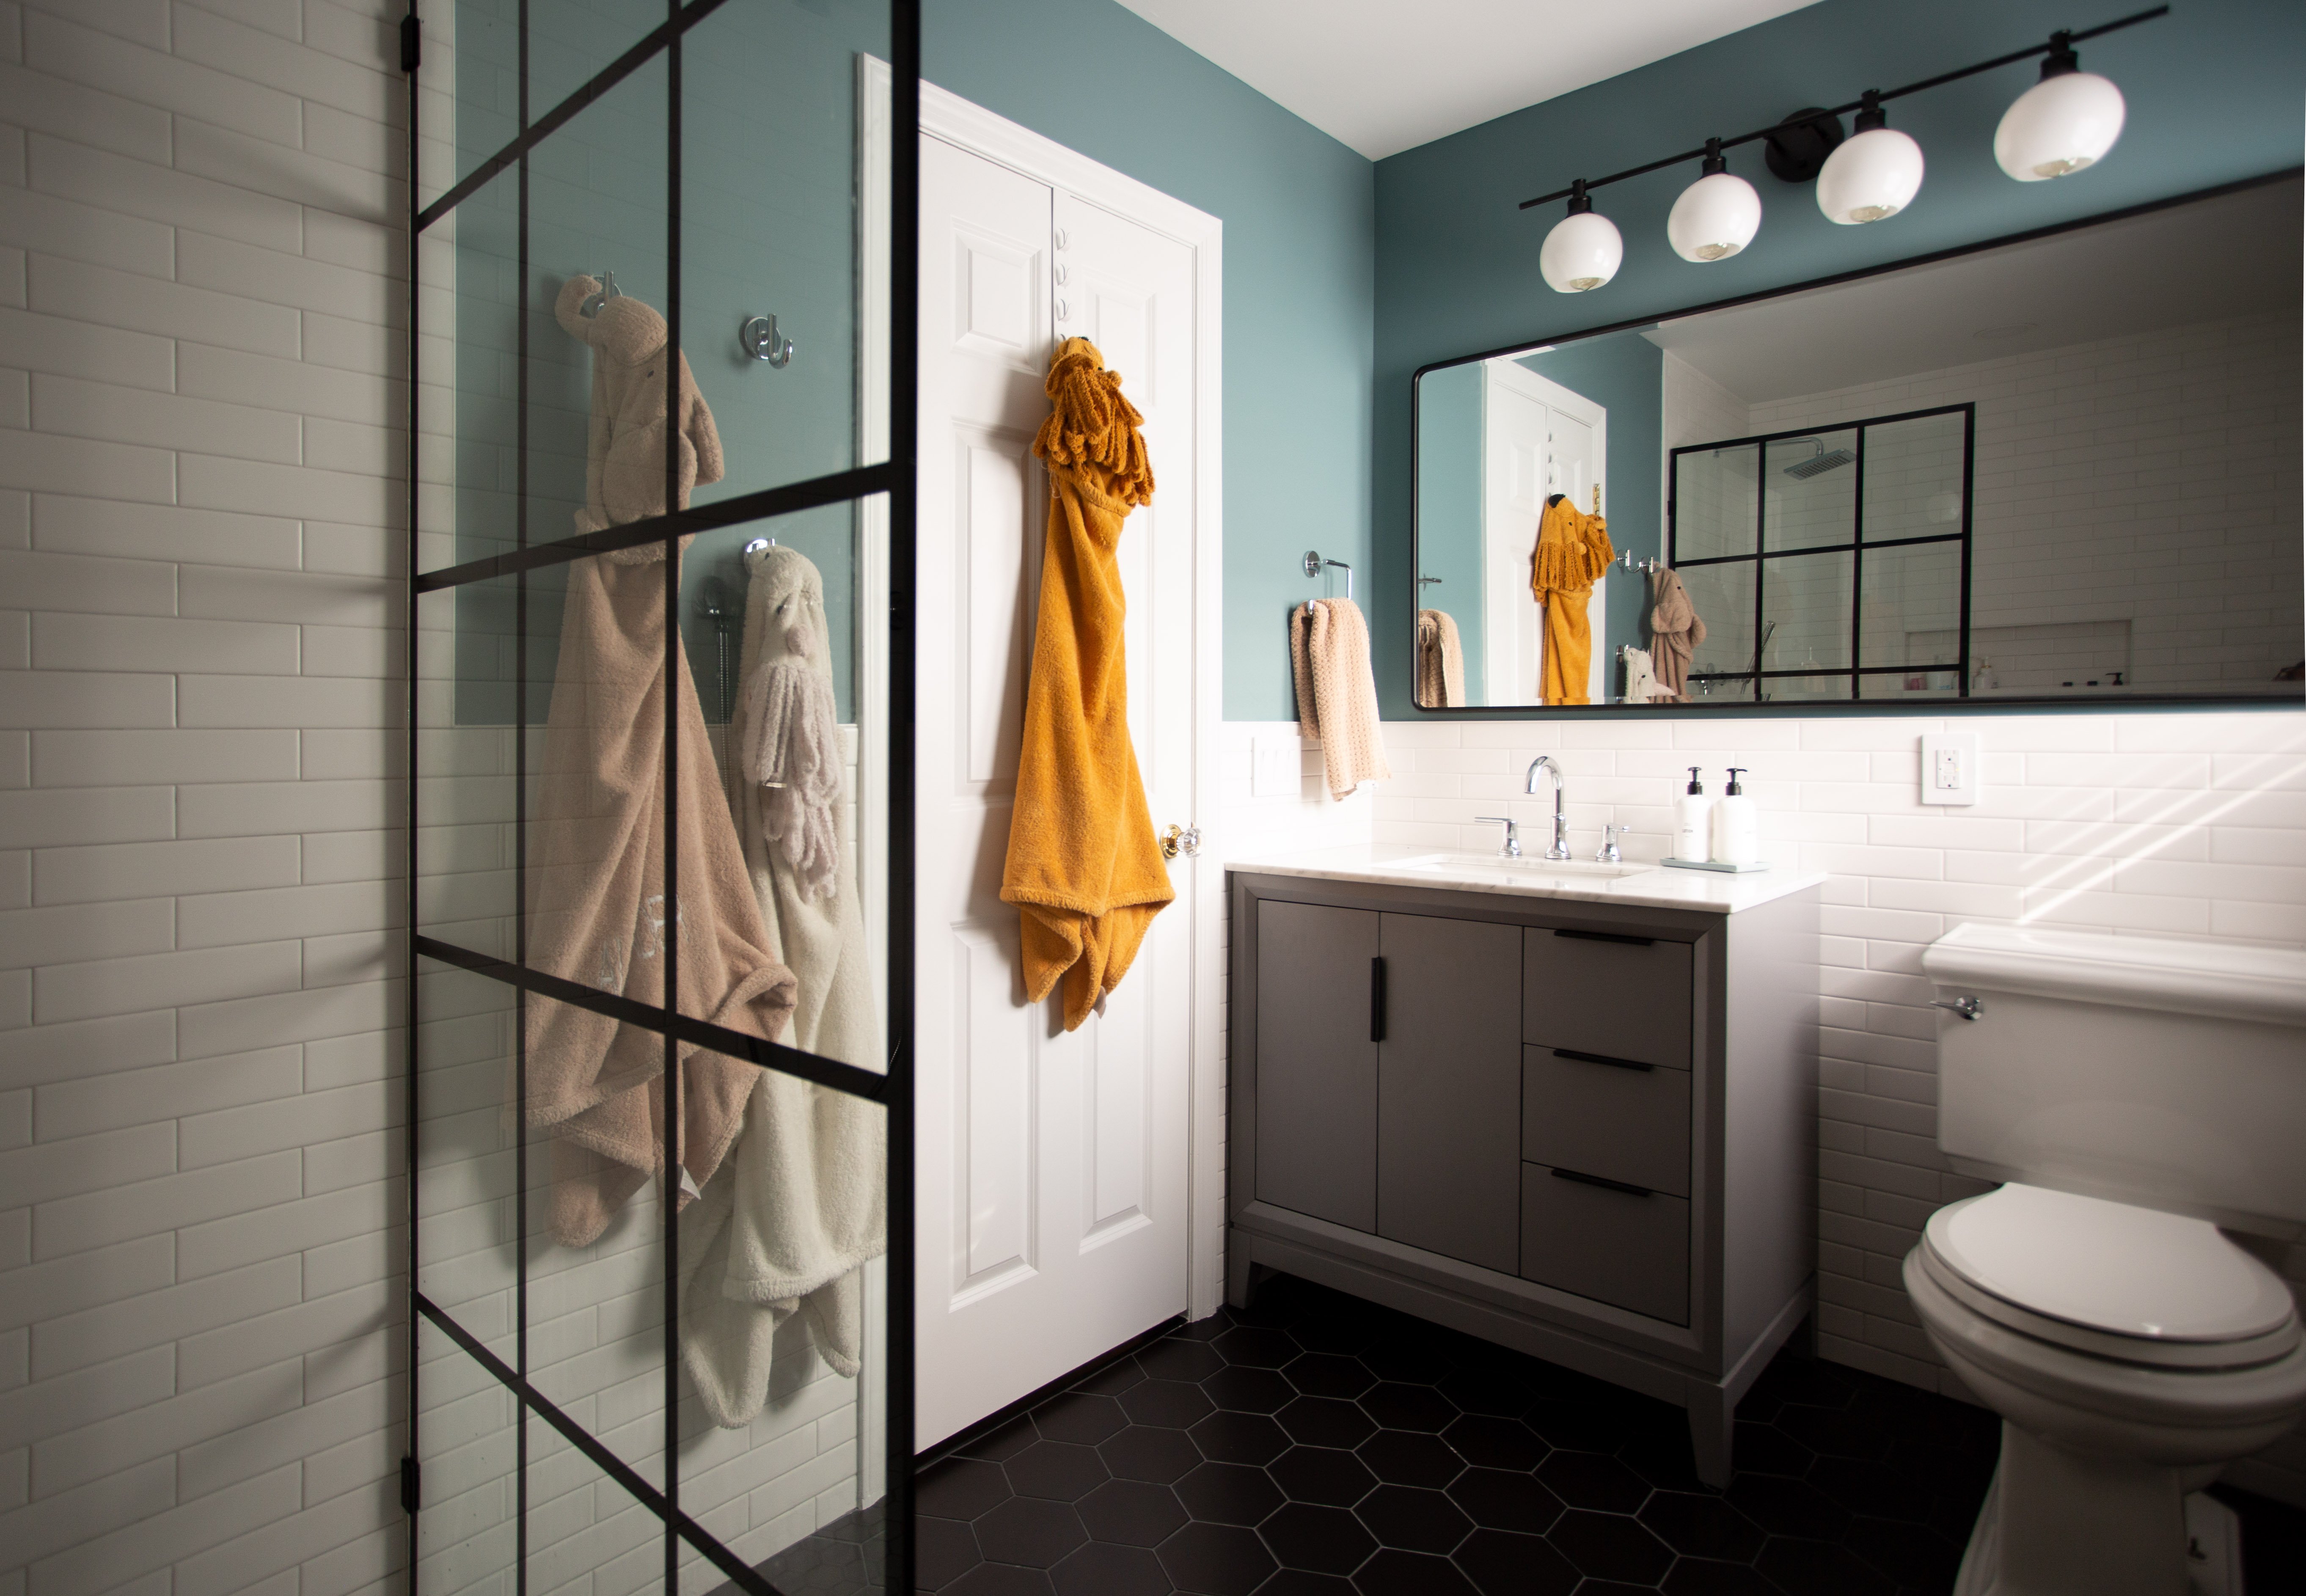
(1482, 359, 1606, 706)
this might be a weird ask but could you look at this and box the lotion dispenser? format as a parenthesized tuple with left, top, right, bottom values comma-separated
(1673, 768, 1712, 862)
(1711, 766, 1758, 866)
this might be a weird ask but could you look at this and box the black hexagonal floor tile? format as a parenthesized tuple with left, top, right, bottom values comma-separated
(1102, 1423, 1204, 1484)
(1072, 1354, 1148, 1397)
(1175, 1461, 1285, 1527)
(922, 1457, 1013, 1522)
(1349, 1548, 1480, 1595)
(1446, 1468, 1563, 1537)
(1772, 1402, 1896, 1463)
(1659, 1559, 1782, 1595)
(1439, 1415, 1544, 1472)
(1752, 1535, 1900, 1596)
(1843, 1514, 1967, 1589)
(1354, 1484, 1470, 1556)
(1448, 1527, 1578, 1596)
(1077, 1478, 1188, 1547)
(1204, 1365, 1295, 1415)
(1049, 1539, 1170, 1596)
(1140, 1337, 1227, 1383)
(1269, 1446, 1377, 1508)
(1123, 1379, 1218, 1430)
(1638, 1489, 1764, 1562)
(1357, 1383, 1457, 1434)
(1521, 1399, 1626, 1454)
(1546, 1509, 1673, 1585)
(1190, 1411, 1291, 1467)
(1724, 1473, 1851, 1542)
(1159, 1521, 1275, 1596)
(1277, 1397, 1376, 1451)
(1006, 1440, 1110, 1502)
(1727, 1417, 1813, 1478)
(1356, 1428, 1463, 1489)
(1214, 1326, 1300, 1369)
(1534, 1450, 1649, 1513)
(1436, 1368, 1533, 1421)
(1284, 1354, 1377, 1401)
(1259, 1502, 1376, 1576)
(960, 1417, 1042, 1464)
(1355, 1334, 1449, 1386)
(1032, 1392, 1129, 1447)
(974, 1496, 1089, 1568)
(1810, 1456, 1934, 1524)
(943, 1564, 1055, 1595)
(1255, 1572, 1356, 1596)
(918, 1513, 984, 1588)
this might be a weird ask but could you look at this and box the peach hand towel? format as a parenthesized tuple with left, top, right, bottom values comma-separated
(1530, 498, 1613, 706)
(1289, 597, 1391, 800)
(1000, 338, 1173, 1033)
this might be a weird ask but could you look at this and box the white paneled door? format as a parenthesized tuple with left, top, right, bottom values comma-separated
(1482, 360, 1608, 705)
(914, 133, 1203, 1449)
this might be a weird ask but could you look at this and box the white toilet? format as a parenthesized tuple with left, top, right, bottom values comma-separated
(1906, 922, 2306, 1596)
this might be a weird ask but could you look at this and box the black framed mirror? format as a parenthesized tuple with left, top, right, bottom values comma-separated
(1409, 171, 2303, 713)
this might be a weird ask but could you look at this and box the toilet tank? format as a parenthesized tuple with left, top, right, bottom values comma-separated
(1922, 923, 2306, 1239)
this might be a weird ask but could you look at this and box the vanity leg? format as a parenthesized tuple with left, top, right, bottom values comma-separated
(1689, 1387, 1736, 1490)
(1226, 1248, 1265, 1312)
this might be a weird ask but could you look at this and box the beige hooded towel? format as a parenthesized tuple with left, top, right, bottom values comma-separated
(1648, 567, 1709, 703)
(679, 544, 887, 1425)
(554, 275, 723, 534)
(523, 281, 796, 1247)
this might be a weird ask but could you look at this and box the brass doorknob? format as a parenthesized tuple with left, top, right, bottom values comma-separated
(1161, 824, 1201, 860)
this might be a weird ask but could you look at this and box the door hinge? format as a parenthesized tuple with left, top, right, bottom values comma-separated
(400, 1455, 421, 1514)
(400, 14, 422, 73)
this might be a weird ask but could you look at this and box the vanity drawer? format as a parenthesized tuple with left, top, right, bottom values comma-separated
(1520, 1163, 1690, 1325)
(1522, 1046, 1690, 1199)
(1522, 928, 1692, 1068)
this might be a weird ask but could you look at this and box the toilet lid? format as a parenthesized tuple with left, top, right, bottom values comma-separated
(1926, 1184, 2296, 1343)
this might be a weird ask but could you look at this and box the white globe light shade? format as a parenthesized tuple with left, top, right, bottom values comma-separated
(1667, 171, 1762, 262)
(1815, 126, 1924, 225)
(1540, 208, 1622, 293)
(1995, 70, 2124, 180)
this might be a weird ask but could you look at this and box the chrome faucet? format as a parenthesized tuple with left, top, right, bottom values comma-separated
(1524, 756, 1573, 860)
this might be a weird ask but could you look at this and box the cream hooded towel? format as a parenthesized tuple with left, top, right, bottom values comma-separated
(678, 544, 886, 1426)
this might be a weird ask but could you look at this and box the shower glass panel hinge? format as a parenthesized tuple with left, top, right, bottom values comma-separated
(399, 14, 421, 73)
(399, 1455, 421, 1515)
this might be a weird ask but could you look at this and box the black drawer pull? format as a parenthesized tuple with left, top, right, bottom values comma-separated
(1551, 1167, 1654, 1198)
(1552, 928, 1655, 947)
(1370, 956, 1386, 1043)
(1553, 1048, 1654, 1073)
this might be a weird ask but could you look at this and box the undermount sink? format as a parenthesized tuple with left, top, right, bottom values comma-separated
(1397, 852, 1656, 880)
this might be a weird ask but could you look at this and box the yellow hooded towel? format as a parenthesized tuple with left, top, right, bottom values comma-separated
(1530, 496, 1614, 706)
(1001, 338, 1174, 1032)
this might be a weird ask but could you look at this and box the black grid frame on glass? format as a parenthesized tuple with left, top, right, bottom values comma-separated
(398, 3, 921, 1592)
(1404, 165, 2306, 719)
(1666, 402, 1976, 704)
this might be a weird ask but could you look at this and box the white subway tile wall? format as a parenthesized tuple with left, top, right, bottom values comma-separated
(1349, 710, 2306, 1505)
(0, 4, 417, 1590)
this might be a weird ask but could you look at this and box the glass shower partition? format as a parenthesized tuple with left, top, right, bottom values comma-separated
(404, 3, 919, 1591)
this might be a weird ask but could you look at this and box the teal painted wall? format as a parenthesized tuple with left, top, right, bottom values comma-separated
(925, 0, 1377, 721)
(1413, 363, 1484, 701)
(1373, 0, 2306, 716)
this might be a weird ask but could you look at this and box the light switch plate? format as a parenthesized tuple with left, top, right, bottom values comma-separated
(1919, 731, 1981, 806)
(1252, 733, 1301, 799)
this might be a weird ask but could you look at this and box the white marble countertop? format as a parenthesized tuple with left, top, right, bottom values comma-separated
(1227, 844, 1827, 914)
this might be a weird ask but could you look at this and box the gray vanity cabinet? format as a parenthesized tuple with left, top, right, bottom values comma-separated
(1228, 869, 1819, 1488)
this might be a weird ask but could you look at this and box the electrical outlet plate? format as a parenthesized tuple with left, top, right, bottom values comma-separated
(1919, 731, 1981, 806)
(1251, 733, 1301, 799)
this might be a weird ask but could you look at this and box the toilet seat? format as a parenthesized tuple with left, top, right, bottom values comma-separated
(1921, 1185, 2301, 1372)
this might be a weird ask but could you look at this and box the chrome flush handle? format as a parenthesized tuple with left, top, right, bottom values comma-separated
(1932, 996, 1984, 1021)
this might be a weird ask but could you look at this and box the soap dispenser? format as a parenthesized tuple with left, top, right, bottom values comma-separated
(1673, 768, 1712, 862)
(1711, 766, 1758, 866)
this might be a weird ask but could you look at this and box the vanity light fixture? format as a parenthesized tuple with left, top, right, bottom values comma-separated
(1995, 30, 2127, 181)
(1816, 90, 1924, 225)
(1514, 5, 2164, 282)
(1539, 179, 1624, 293)
(1667, 138, 1762, 261)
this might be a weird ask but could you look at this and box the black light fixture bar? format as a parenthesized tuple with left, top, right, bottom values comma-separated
(1516, 4, 2167, 211)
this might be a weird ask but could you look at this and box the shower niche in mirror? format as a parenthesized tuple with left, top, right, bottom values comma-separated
(1411, 173, 2303, 710)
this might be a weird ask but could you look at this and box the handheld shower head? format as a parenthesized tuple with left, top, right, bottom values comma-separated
(1782, 438, 1855, 479)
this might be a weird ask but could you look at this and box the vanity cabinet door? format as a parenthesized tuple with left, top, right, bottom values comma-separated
(1255, 900, 1379, 1233)
(1376, 913, 1523, 1274)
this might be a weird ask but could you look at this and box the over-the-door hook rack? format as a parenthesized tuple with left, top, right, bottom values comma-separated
(740, 314, 795, 368)
(1616, 550, 1663, 575)
(579, 270, 623, 318)
(1302, 549, 1353, 605)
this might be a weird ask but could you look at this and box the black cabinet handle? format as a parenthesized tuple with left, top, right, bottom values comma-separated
(1551, 1167, 1654, 1198)
(1553, 1048, 1654, 1073)
(1552, 928, 1655, 947)
(1370, 956, 1386, 1043)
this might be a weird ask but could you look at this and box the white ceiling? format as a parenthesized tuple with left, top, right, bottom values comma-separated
(1643, 178, 2304, 402)
(1113, 0, 1824, 160)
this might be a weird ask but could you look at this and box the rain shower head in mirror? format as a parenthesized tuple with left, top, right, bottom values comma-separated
(1411, 172, 2304, 713)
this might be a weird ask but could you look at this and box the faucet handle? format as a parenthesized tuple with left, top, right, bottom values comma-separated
(1475, 817, 1520, 858)
(1597, 823, 1630, 864)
